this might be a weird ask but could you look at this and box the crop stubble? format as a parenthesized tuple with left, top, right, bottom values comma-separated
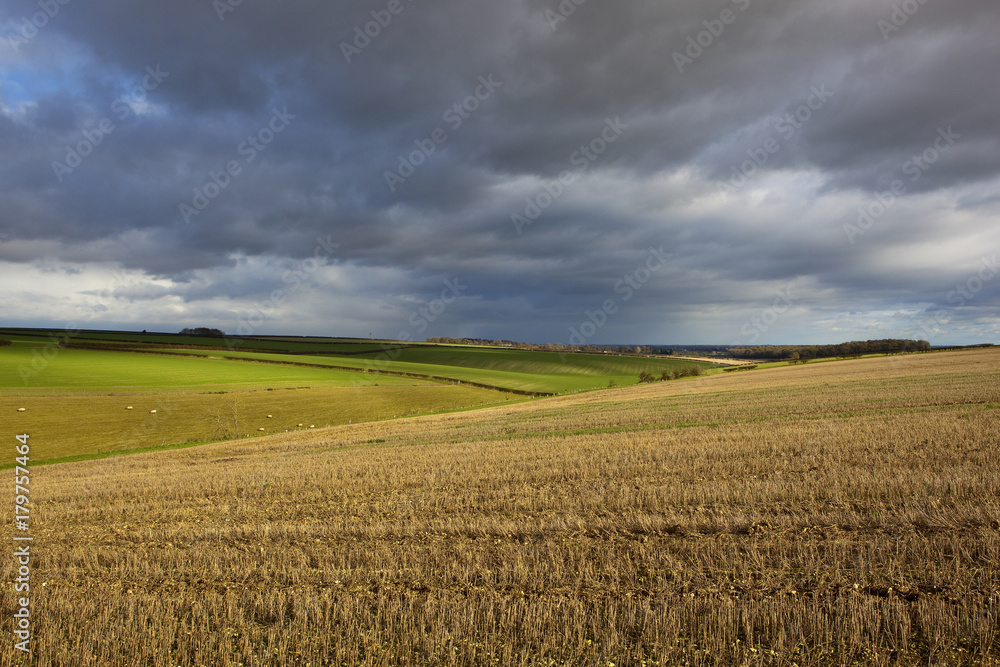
(3, 349, 999, 665)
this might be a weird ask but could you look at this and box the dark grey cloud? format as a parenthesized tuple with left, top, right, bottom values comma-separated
(1, 0, 998, 345)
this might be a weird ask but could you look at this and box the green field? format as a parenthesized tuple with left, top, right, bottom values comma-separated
(1, 384, 515, 463)
(2, 344, 421, 394)
(0, 335, 526, 463)
(0, 329, 717, 463)
(2, 328, 717, 394)
(163, 347, 714, 394)
(354, 345, 702, 376)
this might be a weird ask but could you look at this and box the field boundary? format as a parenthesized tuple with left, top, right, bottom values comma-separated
(219, 354, 558, 397)
(59, 341, 419, 356)
(58, 345, 560, 397)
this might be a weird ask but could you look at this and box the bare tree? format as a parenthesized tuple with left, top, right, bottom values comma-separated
(207, 393, 247, 440)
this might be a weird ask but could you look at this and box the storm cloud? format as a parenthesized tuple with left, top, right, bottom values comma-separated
(1, 0, 998, 345)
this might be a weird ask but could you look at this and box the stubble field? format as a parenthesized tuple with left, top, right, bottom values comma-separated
(3, 348, 999, 666)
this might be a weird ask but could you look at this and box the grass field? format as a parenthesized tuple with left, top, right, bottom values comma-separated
(1, 345, 425, 393)
(353, 346, 706, 378)
(1, 328, 718, 395)
(196, 348, 714, 394)
(1, 385, 519, 464)
(0, 332, 717, 461)
(4, 348, 999, 665)
(0, 339, 526, 463)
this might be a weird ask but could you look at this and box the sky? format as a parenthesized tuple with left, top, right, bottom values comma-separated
(1, 0, 998, 346)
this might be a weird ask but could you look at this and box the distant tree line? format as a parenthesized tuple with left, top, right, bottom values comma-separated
(426, 337, 673, 356)
(179, 327, 225, 337)
(638, 367, 703, 383)
(727, 339, 930, 361)
(0, 339, 11, 346)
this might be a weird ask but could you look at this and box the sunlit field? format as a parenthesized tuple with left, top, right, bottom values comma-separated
(3, 348, 998, 665)
(0, 333, 714, 462)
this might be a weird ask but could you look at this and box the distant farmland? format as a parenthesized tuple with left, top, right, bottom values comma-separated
(4, 347, 999, 665)
(210, 346, 714, 394)
(0, 329, 716, 463)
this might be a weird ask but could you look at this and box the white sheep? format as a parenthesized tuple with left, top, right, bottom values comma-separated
(17, 408, 26, 412)
(126, 406, 133, 410)
(258, 427, 265, 432)
(149, 410, 157, 414)
(267, 414, 273, 418)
